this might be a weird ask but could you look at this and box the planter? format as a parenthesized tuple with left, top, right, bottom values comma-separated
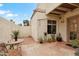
(14, 37, 18, 41)
(56, 33, 62, 42)
(11, 30, 19, 42)
(47, 39, 52, 43)
(39, 41, 43, 44)
(56, 37, 62, 42)
(38, 38, 43, 44)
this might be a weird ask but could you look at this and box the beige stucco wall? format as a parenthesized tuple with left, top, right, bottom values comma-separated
(19, 26, 31, 38)
(38, 19, 47, 39)
(31, 12, 38, 41)
(37, 3, 62, 14)
(58, 16, 67, 41)
(0, 17, 31, 42)
(31, 11, 47, 41)
(46, 3, 61, 14)
(0, 17, 18, 42)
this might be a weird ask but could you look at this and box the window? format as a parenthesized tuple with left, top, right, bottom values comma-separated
(70, 32, 77, 40)
(47, 20, 56, 34)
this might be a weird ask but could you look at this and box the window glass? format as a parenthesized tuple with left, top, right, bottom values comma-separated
(70, 32, 77, 40)
(47, 20, 56, 34)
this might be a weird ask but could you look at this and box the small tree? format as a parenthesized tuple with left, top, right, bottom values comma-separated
(10, 19, 15, 23)
(23, 20, 29, 26)
(11, 30, 19, 41)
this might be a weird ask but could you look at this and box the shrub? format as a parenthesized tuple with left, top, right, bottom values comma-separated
(47, 35, 52, 43)
(47, 38, 52, 43)
(70, 39, 79, 48)
(75, 48, 79, 56)
(51, 34, 56, 42)
(0, 43, 8, 56)
(43, 32, 47, 42)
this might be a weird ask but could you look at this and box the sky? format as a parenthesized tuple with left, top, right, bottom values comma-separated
(0, 3, 37, 24)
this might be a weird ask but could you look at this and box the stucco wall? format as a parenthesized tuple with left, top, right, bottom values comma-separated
(31, 12, 38, 41)
(31, 11, 47, 41)
(58, 16, 67, 41)
(37, 3, 61, 14)
(38, 19, 47, 39)
(46, 3, 61, 14)
(19, 26, 31, 38)
(0, 17, 31, 42)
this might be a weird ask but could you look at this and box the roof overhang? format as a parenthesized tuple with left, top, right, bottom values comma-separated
(48, 3, 79, 16)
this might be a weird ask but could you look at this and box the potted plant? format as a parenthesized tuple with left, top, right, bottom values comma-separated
(38, 37, 43, 44)
(56, 33, 62, 42)
(44, 32, 47, 36)
(47, 38, 52, 43)
(44, 32, 47, 42)
(11, 30, 19, 41)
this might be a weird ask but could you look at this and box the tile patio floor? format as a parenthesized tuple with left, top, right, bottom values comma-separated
(20, 37, 76, 56)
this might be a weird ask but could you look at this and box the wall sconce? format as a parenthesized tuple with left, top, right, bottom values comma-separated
(59, 16, 64, 23)
(61, 19, 64, 23)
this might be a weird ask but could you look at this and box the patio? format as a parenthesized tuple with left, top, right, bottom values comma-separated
(0, 37, 76, 56)
(20, 37, 75, 56)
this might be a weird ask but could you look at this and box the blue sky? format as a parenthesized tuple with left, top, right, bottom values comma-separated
(0, 3, 37, 24)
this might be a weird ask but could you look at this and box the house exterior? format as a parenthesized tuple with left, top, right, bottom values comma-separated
(1, 3, 79, 43)
(31, 3, 79, 42)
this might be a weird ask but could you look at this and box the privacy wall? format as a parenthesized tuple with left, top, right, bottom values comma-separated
(0, 17, 31, 42)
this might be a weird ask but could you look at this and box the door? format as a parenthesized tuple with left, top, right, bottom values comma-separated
(67, 15, 79, 41)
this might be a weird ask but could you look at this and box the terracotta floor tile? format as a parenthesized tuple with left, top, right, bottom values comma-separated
(8, 37, 76, 56)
